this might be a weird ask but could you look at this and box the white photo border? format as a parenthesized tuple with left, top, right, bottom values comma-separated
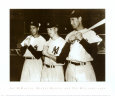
(0, 0, 115, 95)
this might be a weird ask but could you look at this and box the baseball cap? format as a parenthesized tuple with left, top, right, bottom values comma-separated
(46, 21, 58, 28)
(69, 10, 81, 18)
(30, 21, 41, 27)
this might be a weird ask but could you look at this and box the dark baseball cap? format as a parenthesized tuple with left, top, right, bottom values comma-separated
(30, 21, 41, 27)
(69, 10, 81, 18)
(46, 21, 58, 28)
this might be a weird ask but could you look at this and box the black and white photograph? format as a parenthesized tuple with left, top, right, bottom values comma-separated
(1, 0, 115, 95)
(10, 9, 105, 82)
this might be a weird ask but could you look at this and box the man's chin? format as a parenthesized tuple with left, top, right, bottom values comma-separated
(31, 34, 34, 36)
(31, 34, 36, 37)
(73, 27, 77, 30)
(72, 26, 77, 29)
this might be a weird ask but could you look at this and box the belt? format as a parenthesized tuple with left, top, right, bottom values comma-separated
(45, 64, 55, 68)
(25, 57, 35, 59)
(68, 60, 86, 66)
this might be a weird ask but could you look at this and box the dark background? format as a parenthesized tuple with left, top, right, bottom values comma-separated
(10, 9, 105, 81)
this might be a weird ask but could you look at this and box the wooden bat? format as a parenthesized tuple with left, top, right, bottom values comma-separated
(84, 18, 105, 33)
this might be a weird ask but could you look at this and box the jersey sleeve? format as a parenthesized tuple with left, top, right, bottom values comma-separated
(20, 35, 31, 56)
(82, 30, 102, 44)
(80, 39, 98, 60)
(20, 46, 28, 56)
(28, 45, 42, 59)
(21, 35, 31, 47)
(56, 42, 71, 63)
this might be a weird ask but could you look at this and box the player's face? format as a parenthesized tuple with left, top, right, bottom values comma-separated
(30, 25, 39, 36)
(70, 17, 80, 29)
(47, 27, 57, 38)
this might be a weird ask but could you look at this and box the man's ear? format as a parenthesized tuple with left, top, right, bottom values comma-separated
(78, 16, 82, 22)
(54, 27, 58, 32)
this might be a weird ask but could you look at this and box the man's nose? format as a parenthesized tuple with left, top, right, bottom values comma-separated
(71, 21, 74, 25)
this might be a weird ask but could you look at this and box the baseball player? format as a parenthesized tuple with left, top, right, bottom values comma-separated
(41, 22, 66, 82)
(65, 10, 102, 82)
(20, 21, 46, 82)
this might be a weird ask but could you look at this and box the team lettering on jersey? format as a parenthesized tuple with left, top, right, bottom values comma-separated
(52, 46, 59, 55)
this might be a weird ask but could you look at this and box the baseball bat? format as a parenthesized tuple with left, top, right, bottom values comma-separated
(84, 18, 105, 33)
